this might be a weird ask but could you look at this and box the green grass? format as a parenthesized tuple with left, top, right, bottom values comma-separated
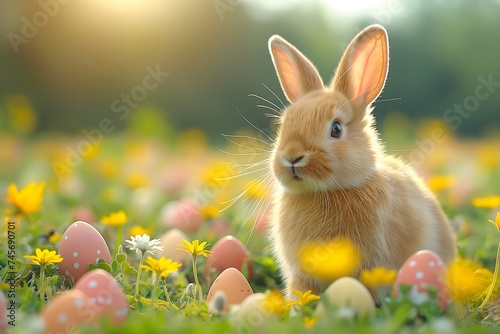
(1, 129, 500, 333)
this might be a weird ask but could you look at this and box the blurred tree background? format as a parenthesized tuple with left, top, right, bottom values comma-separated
(0, 0, 499, 144)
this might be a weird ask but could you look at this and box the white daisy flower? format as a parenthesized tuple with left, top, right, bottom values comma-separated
(125, 234, 163, 256)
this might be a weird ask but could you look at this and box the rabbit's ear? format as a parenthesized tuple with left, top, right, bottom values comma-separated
(269, 35, 324, 103)
(332, 25, 388, 108)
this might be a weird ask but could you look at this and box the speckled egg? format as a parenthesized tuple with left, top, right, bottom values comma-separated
(0, 290, 7, 333)
(206, 268, 254, 313)
(392, 250, 449, 309)
(59, 221, 111, 284)
(205, 235, 253, 280)
(74, 269, 129, 325)
(41, 289, 98, 334)
(316, 277, 375, 319)
(159, 228, 192, 268)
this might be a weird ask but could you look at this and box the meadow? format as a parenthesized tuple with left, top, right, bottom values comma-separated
(1, 107, 500, 334)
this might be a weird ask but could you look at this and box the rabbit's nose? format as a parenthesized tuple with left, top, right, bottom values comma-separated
(291, 156, 305, 165)
(281, 154, 306, 167)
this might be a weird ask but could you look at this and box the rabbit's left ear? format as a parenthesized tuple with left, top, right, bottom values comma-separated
(269, 35, 324, 103)
(331, 25, 389, 108)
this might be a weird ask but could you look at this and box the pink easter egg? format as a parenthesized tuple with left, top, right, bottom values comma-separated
(41, 290, 98, 334)
(160, 199, 202, 233)
(72, 207, 96, 224)
(206, 268, 254, 313)
(206, 235, 253, 281)
(59, 221, 111, 284)
(392, 250, 449, 309)
(74, 269, 128, 325)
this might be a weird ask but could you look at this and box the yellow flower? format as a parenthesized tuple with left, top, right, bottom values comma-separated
(128, 225, 152, 237)
(478, 145, 498, 170)
(427, 175, 455, 192)
(489, 212, 500, 232)
(6, 94, 36, 133)
(24, 248, 63, 266)
(49, 232, 61, 244)
(360, 267, 398, 288)
(287, 290, 320, 307)
(200, 161, 233, 188)
(7, 182, 46, 215)
(101, 210, 128, 227)
(304, 317, 318, 329)
(446, 258, 494, 304)
(299, 238, 361, 281)
(140, 256, 182, 279)
(200, 205, 219, 219)
(472, 196, 500, 209)
(244, 180, 269, 200)
(263, 290, 286, 316)
(177, 239, 211, 258)
(126, 173, 149, 189)
(99, 159, 119, 179)
(82, 144, 100, 160)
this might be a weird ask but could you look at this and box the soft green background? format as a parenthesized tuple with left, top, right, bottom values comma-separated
(0, 0, 499, 141)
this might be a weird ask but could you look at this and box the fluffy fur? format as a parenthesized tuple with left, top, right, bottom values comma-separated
(267, 25, 456, 295)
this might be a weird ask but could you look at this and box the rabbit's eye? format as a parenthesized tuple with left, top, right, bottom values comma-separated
(330, 121, 342, 139)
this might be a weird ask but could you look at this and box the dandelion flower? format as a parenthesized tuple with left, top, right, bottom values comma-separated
(263, 290, 286, 316)
(24, 248, 63, 266)
(177, 239, 211, 302)
(360, 267, 397, 288)
(140, 256, 181, 279)
(7, 182, 45, 215)
(101, 210, 128, 227)
(446, 258, 493, 304)
(126, 173, 149, 189)
(299, 238, 361, 281)
(488, 212, 500, 232)
(472, 196, 500, 209)
(287, 290, 320, 307)
(24, 248, 62, 302)
(200, 205, 220, 219)
(304, 317, 318, 329)
(177, 239, 211, 258)
(427, 175, 455, 192)
(128, 225, 152, 237)
(126, 234, 163, 256)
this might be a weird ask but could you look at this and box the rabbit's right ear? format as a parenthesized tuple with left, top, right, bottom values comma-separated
(331, 25, 389, 109)
(269, 35, 324, 103)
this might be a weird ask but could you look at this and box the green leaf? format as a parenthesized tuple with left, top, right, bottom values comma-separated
(121, 261, 138, 276)
(116, 252, 127, 263)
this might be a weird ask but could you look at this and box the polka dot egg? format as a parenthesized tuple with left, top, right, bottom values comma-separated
(41, 289, 98, 334)
(74, 269, 129, 325)
(59, 221, 111, 283)
(392, 250, 449, 309)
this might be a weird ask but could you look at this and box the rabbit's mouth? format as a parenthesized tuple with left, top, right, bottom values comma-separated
(292, 174, 302, 181)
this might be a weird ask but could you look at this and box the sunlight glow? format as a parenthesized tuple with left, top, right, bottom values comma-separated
(326, 0, 392, 12)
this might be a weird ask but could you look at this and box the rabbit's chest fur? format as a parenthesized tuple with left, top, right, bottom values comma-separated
(271, 156, 452, 290)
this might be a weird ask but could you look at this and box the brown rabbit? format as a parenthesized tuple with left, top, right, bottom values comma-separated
(267, 25, 456, 296)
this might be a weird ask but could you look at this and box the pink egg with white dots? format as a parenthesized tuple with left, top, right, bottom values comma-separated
(392, 250, 449, 309)
(74, 269, 129, 325)
(41, 289, 99, 334)
(59, 221, 111, 284)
